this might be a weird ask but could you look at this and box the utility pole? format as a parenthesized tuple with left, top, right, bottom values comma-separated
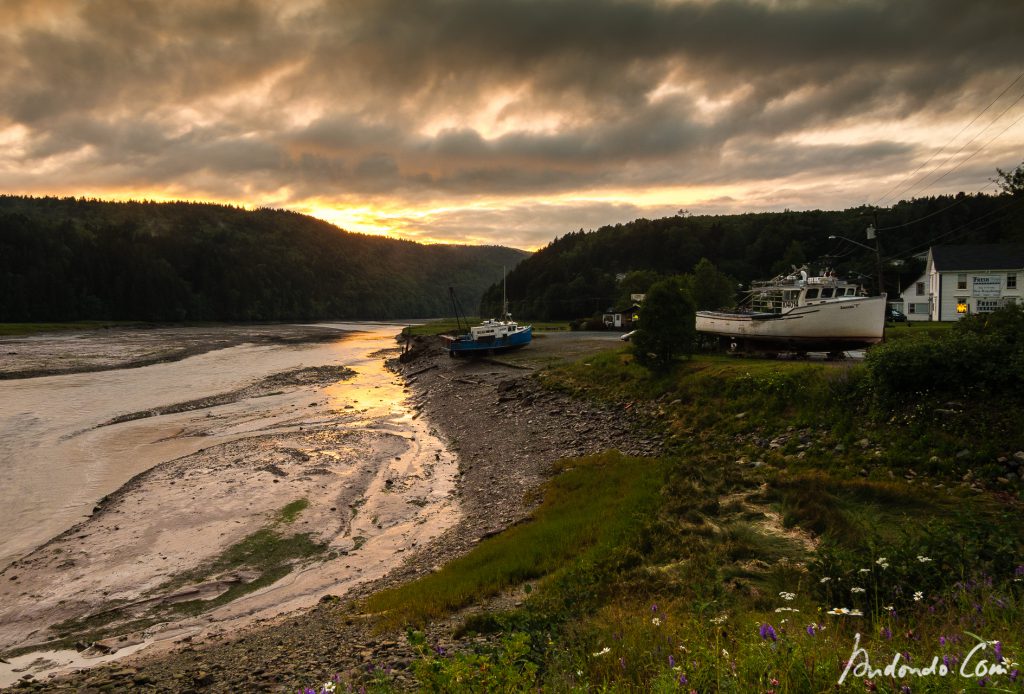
(866, 221, 884, 298)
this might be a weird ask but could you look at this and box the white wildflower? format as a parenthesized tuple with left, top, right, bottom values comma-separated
(774, 607, 800, 613)
(914, 591, 924, 602)
(710, 614, 729, 625)
(592, 646, 611, 657)
(917, 555, 932, 563)
(851, 587, 866, 594)
(819, 577, 831, 583)
(876, 557, 890, 569)
(779, 591, 797, 601)
(858, 568, 871, 574)
(651, 616, 662, 627)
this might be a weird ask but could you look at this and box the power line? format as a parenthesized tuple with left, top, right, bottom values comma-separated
(874, 69, 1024, 208)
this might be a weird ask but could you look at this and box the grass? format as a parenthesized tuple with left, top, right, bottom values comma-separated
(374, 334, 1024, 693)
(364, 451, 666, 629)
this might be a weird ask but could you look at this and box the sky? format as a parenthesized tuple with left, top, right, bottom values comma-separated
(2, 0, 1023, 250)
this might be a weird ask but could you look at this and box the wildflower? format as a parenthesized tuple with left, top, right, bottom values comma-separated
(859, 568, 871, 574)
(592, 646, 611, 657)
(851, 587, 866, 594)
(678, 673, 688, 686)
(576, 670, 583, 677)
(779, 591, 796, 601)
(619, 657, 626, 670)
(669, 655, 675, 668)
(883, 605, 894, 611)
(759, 623, 778, 642)
(900, 686, 911, 694)
(849, 609, 864, 616)
(710, 614, 728, 625)
(876, 557, 889, 569)
(323, 684, 337, 694)
(881, 627, 892, 640)
(771, 677, 780, 686)
(1010, 668, 1019, 683)
(722, 648, 729, 658)
(917, 555, 932, 563)
(806, 623, 817, 636)
(651, 616, 662, 627)
(774, 607, 799, 613)
(651, 603, 658, 612)
(864, 680, 877, 692)
(820, 577, 832, 583)
(994, 641, 1003, 664)
(913, 591, 923, 602)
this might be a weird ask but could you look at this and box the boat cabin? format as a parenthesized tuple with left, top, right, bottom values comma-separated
(747, 270, 864, 314)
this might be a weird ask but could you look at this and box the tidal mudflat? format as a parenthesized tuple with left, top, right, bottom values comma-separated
(0, 324, 459, 686)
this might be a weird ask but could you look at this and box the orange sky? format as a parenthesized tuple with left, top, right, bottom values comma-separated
(2, 0, 1023, 250)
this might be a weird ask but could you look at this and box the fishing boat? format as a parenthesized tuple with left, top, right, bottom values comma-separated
(443, 280, 533, 357)
(695, 267, 886, 353)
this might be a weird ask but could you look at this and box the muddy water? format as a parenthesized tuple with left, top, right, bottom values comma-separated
(0, 323, 416, 569)
(0, 323, 464, 686)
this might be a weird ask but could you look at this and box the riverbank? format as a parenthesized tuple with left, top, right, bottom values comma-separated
(0, 324, 347, 379)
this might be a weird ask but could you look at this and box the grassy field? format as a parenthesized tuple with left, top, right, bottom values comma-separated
(350, 321, 1024, 692)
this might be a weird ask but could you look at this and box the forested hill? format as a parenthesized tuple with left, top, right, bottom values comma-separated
(0, 196, 529, 322)
(483, 192, 1024, 320)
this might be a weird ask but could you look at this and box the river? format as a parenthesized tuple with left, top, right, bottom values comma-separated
(0, 323, 460, 684)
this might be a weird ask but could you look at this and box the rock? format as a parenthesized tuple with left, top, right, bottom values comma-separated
(1014, 451, 1024, 463)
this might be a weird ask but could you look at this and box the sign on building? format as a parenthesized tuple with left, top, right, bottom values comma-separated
(972, 276, 1002, 298)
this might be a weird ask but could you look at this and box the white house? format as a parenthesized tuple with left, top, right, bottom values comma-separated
(901, 244, 1024, 321)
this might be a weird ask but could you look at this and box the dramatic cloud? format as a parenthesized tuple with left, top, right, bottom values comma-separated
(1, 0, 1023, 248)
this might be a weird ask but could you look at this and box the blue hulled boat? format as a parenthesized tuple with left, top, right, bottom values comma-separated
(443, 281, 532, 357)
(445, 318, 533, 356)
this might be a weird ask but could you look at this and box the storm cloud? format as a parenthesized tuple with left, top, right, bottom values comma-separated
(2, 0, 1022, 247)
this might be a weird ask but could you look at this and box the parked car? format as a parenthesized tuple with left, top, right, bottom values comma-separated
(886, 308, 907, 322)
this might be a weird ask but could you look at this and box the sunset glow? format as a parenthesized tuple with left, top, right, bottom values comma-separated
(1, 0, 1022, 250)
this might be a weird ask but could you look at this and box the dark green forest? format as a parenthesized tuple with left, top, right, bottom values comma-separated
(482, 191, 1024, 319)
(0, 196, 528, 322)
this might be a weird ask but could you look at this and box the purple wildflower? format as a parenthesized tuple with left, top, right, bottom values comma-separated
(806, 624, 817, 637)
(939, 636, 946, 646)
(619, 656, 626, 670)
(881, 627, 891, 640)
(900, 687, 911, 694)
(1010, 669, 1019, 683)
(994, 641, 1003, 663)
(669, 655, 675, 668)
(760, 623, 778, 642)
(678, 672, 688, 685)
(1016, 565, 1024, 576)
(652, 603, 658, 612)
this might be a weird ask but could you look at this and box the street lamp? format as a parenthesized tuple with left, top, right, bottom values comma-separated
(828, 232, 885, 298)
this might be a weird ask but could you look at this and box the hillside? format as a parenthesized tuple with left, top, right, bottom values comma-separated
(483, 192, 1024, 319)
(0, 196, 529, 322)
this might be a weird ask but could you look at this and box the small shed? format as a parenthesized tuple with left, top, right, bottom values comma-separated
(602, 303, 642, 329)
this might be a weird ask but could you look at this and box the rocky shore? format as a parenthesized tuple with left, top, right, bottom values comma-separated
(7, 332, 658, 692)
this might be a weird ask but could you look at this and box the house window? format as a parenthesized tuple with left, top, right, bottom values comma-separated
(978, 300, 999, 313)
(916, 281, 925, 295)
(956, 298, 968, 314)
(957, 273, 967, 290)
(1009, 273, 1018, 290)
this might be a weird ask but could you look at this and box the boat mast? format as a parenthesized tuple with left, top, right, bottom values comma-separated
(502, 266, 509, 321)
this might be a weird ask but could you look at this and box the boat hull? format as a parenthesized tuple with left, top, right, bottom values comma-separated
(446, 326, 533, 355)
(695, 296, 886, 351)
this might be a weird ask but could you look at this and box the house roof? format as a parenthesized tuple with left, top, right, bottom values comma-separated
(931, 243, 1024, 272)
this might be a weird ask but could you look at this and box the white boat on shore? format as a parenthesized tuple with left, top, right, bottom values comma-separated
(695, 268, 886, 353)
